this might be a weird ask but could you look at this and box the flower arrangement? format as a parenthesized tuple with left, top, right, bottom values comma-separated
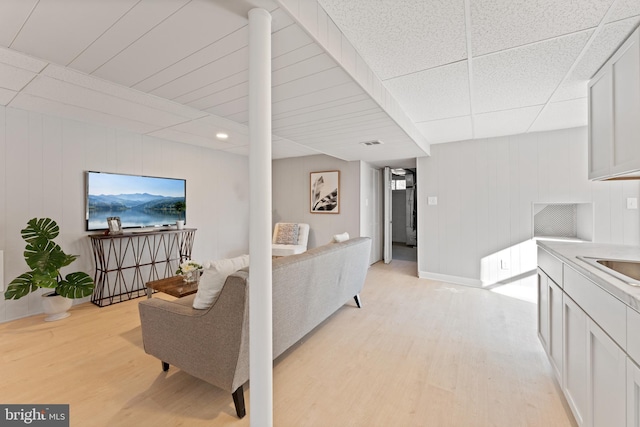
(176, 261, 202, 283)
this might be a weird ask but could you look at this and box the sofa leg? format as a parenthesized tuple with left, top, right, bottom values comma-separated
(232, 386, 246, 418)
(161, 361, 169, 372)
(354, 294, 362, 308)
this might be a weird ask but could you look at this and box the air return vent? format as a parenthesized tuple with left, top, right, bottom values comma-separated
(360, 140, 384, 146)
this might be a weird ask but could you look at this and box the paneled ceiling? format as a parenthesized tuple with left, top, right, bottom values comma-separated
(0, 0, 638, 166)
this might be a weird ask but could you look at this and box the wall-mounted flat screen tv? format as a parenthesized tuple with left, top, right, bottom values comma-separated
(85, 171, 186, 231)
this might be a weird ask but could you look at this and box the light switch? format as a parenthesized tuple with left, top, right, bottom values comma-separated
(627, 198, 638, 210)
(428, 196, 438, 205)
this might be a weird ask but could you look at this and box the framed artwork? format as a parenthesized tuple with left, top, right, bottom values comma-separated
(310, 170, 340, 214)
(107, 216, 122, 234)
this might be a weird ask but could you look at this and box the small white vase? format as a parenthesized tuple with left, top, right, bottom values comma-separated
(42, 292, 72, 322)
(176, 220, 185, 230)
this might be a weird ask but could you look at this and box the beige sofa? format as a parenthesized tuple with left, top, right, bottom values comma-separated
(138, 237, 372, 418)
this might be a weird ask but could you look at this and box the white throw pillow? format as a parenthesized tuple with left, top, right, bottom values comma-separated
(275, 223, 299, 245)
(192, 254, 249, 309)
(332, 232, 350, 243)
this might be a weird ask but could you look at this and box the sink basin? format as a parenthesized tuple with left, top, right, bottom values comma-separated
(577, 256, 640, 286)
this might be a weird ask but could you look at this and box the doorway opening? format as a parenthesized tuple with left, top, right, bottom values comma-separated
(384, 167, 417, 263)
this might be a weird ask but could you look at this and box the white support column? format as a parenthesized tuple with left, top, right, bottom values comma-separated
(248, 8, 273, 427)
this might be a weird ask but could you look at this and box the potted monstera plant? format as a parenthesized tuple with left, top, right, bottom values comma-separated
(4, 218, 95, 321)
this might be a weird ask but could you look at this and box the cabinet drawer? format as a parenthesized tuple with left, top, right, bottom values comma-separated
(628, 307, 640, 364)
(564, 264, 626, 348)
(538, 247, 563, 287)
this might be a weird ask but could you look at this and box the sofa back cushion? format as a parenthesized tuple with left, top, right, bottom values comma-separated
(193, 254, 250, 309)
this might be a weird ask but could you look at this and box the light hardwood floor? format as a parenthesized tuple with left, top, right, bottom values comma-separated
(1, 260, 576, 426)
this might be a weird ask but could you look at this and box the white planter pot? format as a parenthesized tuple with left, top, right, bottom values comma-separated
(176, 220, 185, 230)
(42, 292, 72, 322)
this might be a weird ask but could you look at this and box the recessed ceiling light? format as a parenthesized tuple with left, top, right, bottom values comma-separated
(216, 132, 229, 140)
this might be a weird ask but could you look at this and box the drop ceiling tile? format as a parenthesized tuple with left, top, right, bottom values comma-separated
(552, 80, 588, 102)
(471, 0, 611, 56)
(92, 0, 248, 87)
(0, 0, 38, 47)
(318, 0, 467, 79)
(607, 0, 640, 23)
(69, 0, 190, 74)
(11, 0, 139, 66)
(416, 116, 473, 144)
(384, 61, 470, 122)
(530, 98, 588, 132)
(473, 31, 592, 113)
(0, 87, 17, 105)
(570, 16, 640, 81)
(10, 93, 158, 135)
(0, 62, 37, 91)
(474, 105, 543, 139)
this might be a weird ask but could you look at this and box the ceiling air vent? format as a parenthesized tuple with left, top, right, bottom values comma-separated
(360, 140, 384, 146)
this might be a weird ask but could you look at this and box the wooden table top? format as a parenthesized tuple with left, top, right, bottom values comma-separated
(146, 276, 199, 298)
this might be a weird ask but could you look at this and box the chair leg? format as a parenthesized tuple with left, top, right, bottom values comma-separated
(232, 386, 246, 418)
(161, 361, 169, 372)
(354, 294, 362, 308)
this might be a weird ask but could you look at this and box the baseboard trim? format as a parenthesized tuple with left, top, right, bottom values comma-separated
(418, 271, 483, 288)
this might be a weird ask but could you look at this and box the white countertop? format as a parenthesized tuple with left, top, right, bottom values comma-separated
(538, 240, 640, 311)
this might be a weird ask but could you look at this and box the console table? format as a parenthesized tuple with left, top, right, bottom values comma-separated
(89, 228, 196, 307)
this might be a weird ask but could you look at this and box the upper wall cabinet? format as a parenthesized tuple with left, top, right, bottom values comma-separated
(588, 27, 640, 180)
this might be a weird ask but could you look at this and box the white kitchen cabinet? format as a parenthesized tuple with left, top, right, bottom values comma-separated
(538, 266, 564, 383)
(548, 279, 563, 381)
(588, 27, 640, 180)
(588, 68, 613, 180)
(538, 270, 550, 351)
(628, 357, 640, 427)
(611, 27, 640, 177)
(586, 318, 626, 427)
(563, 295, 588, 426)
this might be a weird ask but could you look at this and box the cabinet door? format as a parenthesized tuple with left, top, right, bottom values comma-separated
(588, 67, 613, 180)
(538, 270, 550, 351)
(563, 296, 588, 426)
(587, 318, 626, 427)
(611, 28, 640, 176)
(628, 358, 640, 427)
(549, 279, 563, 382)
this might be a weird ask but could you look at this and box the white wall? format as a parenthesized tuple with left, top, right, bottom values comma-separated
(359, 161, 382, 264)
(272, 154, 360, 249)
(418, 127, 640, 286)
(0, 106, 249, 322)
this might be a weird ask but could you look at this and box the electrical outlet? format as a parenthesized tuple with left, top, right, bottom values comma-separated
(428, 196, 438, 205)
(627, 198, 638, 210)
(500, 259, 509, 270)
